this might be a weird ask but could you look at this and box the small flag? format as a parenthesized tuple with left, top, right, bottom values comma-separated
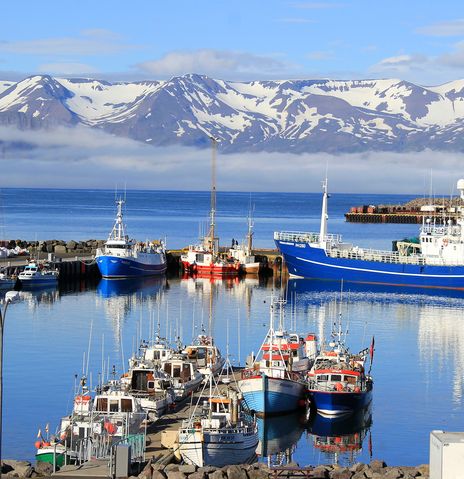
(37, 429, 42, 438)
(45, 423, 49, 434)
(369, 336, 375, 363)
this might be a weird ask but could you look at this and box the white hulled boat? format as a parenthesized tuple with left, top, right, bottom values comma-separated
(178, 382, 258, 467)
(18, 261, 59, 286)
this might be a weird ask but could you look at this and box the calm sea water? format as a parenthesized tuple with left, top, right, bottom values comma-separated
(1, 189, 462, 467)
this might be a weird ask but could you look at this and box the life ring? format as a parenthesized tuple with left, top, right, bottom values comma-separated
(193, 422, 201, 430)
(443, 238, 449, 247)
(335, 382, 344, 391)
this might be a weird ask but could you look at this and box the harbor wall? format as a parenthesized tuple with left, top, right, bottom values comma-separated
(0, 240, 288, 281)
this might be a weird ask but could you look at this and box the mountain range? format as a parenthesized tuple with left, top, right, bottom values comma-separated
(1, 73, 464, 153)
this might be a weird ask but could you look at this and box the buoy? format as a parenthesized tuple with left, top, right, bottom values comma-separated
(34, 440, 42, 449)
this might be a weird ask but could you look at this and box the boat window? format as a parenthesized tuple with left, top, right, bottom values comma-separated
(147, 380, 155, 389)
(164, 364, 172, 375)
(331, 374, 342, 382)
(96, 398, 108, 412)
(153, 351, 160, 360)
(345, 376, 357, 384)
(173, 366, 181, 378)
(121, 399, 132, 412)
(317, 375, 328, 381)
(109, 400, 119, 412)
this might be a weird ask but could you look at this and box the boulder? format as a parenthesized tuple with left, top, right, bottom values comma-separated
(66, 240, 77, 250)
(166, 471, 186, 479)
(225, 465, 247, 479)
(350, 464, 365, 474)
(2, 460, 33, 477)
(384, 467, 402, 479)
(330, 468, 352, 479)
(351, 473, 366, 479)
(247, 468, 268, 479)
(416, 464, 429, 476)
(35, 461, 53, 476)
(188, 472, 206, 479)
(54, 245, 67, 254)
(198, 466, 218, 474)
(369, 460, 387, 472)
(153, 471, 168, 479)
(209, 470, 226, 479)
(178, 465, 197, 474)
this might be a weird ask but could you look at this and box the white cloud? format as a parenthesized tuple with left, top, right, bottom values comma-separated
(417, 19, 464, 37)
(0, 30, 137, 56)
(0, 125, 462, 194)
(136, 49, 293, 79)
(438, 41, 464, 68)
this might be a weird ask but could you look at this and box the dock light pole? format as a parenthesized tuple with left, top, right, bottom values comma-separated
(0, 291, 20, 476)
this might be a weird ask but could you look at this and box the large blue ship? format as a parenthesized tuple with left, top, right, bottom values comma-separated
(275, 179, 464, 289)
(96, 199, 167, 279)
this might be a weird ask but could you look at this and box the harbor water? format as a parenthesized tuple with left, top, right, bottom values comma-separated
(1, 188, 462, 467)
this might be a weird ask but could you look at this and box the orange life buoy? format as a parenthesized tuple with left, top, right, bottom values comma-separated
(443, 238, 449, 246)
(335, 382, 344, 391)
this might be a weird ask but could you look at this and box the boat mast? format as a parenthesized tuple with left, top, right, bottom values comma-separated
(109, 198, 126, 241)
(319, 178, 328, 246)
(205, 137, 218, 255)
(246, 203, 254, 255)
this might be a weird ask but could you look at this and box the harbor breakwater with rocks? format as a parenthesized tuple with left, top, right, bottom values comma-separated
(0, 459, 430, 478)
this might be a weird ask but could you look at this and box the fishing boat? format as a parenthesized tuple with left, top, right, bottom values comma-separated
(275, 178, 464, 289)
(0, 269, 16, 289)
(178, 384, 258, 467)
(162, 353, 204, 401)
(96, 199, 167, 278)
(306, 307, 374, 417)
(125, 366, 176, 420)
(229, 210, 261, 274)
(238, 300, 311, 416)
(181, 138, 240, 276)
(37, 376, 147, 466)
(183, 334, 225, 379)
(18, 261, 59, 286)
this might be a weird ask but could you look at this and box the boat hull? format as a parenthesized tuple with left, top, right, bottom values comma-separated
(179, 429, 258, 467)
(181, 261, 239, 276)
(35, 449, 65, 466)
(239, 375, 305, 416)
(308, 389, 372, 417)
(96, 255, 167, 278)
(276, 239, 464, 289)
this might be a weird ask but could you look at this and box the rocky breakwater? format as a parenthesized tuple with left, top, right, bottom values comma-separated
(2, 239, 106, 257)
(136, 461, 429, 479)
(1, 458, 55, 477)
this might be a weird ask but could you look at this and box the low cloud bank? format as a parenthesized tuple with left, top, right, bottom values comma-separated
(0, 125, 462, 195)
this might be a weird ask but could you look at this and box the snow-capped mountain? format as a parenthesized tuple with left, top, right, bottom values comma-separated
(1, 74, 464, 153)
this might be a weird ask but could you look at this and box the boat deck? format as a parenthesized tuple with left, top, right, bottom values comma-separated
(51, 370, 243, 478)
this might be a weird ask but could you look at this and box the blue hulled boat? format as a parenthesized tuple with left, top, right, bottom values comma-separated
(275, 179, 464, 290)
(307, 314, 373, 417)
(96, 199, 167, 279)
(238, 300, 313, 416)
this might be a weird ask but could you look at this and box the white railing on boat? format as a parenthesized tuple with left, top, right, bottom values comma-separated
(327, 248, 426, 265)
(274, 231, 343, 244)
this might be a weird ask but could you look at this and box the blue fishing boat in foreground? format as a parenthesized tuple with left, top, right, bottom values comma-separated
(239, 300, 314, 416)
(307, 310, 374, 417)
(275, 179, 464, 289)
(96, 199, 167, 279)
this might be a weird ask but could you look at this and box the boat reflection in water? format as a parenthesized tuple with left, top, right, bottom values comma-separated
(307, 405, 372, 464)
(256, 412, 305, 466)
(96, 277, 165, 341)
(287, 277, 464, 300)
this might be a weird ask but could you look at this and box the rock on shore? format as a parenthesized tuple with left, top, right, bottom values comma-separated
(134, 461, 429, 479)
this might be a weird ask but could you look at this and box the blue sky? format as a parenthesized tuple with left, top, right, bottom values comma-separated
(1, 0, 464, 85)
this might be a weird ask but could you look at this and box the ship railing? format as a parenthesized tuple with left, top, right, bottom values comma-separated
(327, 248, 426, 265)
(241, 367, 302, 381)
(274, 231, 343, 244)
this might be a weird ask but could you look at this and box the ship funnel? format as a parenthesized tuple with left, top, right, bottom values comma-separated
(457, 179, 464, 200)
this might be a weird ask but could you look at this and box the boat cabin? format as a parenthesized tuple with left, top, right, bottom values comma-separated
(130, 368, 172, 392)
